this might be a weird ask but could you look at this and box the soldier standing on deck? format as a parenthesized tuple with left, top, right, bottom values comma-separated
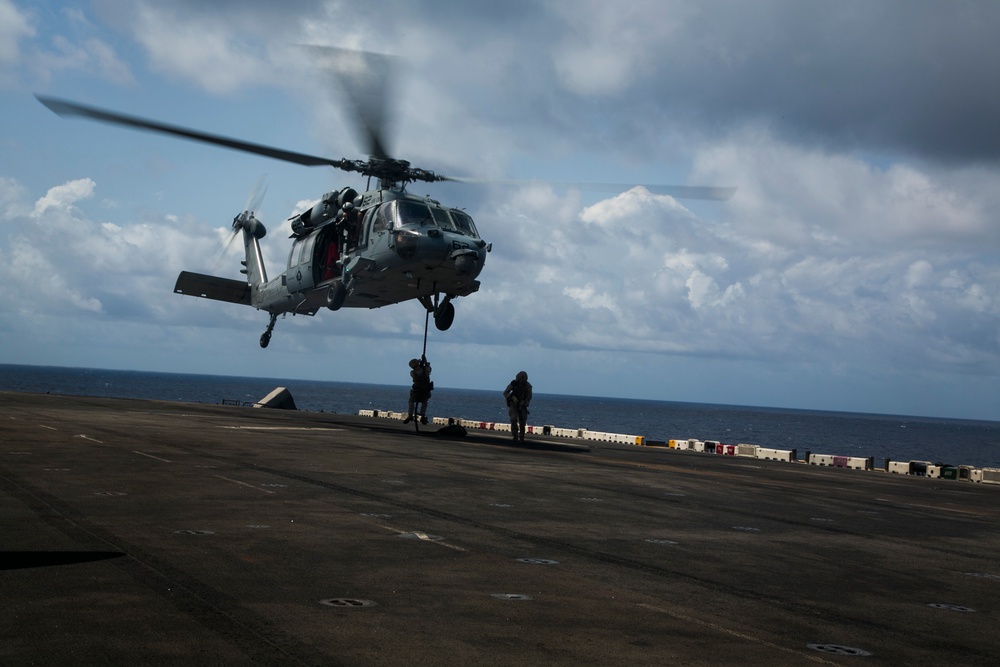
(503, 371, 532, 442)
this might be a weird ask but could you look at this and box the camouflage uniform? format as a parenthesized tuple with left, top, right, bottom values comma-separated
(405, 358, 433, 424)
(503, 371, 532, 441)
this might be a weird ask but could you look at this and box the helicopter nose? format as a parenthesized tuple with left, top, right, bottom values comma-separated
(394, 229, 420, 259)
(452, 251, 480, 275)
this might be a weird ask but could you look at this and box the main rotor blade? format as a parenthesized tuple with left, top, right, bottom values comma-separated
(304, 46, 396, 160)
(440, 176, 736, 201)
(36, 95, 351, 169)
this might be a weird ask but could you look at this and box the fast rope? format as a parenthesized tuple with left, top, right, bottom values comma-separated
(421, 306, 430, 359)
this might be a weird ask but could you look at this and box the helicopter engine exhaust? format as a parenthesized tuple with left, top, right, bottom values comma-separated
(291, 187, 357, 236)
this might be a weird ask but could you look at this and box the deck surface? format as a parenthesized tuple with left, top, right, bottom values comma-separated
(2, 391, 998, 665)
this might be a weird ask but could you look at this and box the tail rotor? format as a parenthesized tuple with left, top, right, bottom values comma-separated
(233, 174, 268, 234)
(217, 176, 267, 266)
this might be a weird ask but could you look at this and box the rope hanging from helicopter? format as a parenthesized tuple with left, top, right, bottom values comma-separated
(421, 305, 430, 359)
(405, 303, 433, 432)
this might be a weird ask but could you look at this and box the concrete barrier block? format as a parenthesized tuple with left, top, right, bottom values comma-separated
(846, 456, 873, 470)
(980, 467, 1000, 484)
(755, 447, 795, 462)
(581, 430, 644, 445)
(957, 465, 977, 482)
(809, 454, 835, 466)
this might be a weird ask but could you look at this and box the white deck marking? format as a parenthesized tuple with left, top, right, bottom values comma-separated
(366, 520, 467, 552)
(133, 451, 172, 463)
(638, 603, 842, 665)
(214, 475, 276, 494)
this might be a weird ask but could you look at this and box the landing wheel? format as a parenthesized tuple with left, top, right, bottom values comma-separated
(260, 313, 277, 349)
(327, 281, 347, 311)
(434, 301, 455, 331)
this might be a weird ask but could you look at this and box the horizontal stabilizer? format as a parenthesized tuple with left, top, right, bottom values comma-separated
(174, 271, 251, 305)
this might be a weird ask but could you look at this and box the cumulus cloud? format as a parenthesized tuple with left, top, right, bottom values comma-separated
(692, 130, 1000, 252)
(461, 133, 1000, 378)
(32, 177, 95, 216)
(0, 176, 228, 321)
(126, 3, 274, 93)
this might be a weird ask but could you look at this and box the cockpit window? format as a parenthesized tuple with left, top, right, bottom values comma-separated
(372, 205, 393, 234)
(393, 199, 479, 238)
(395, 201, 432, 227)
(431, 206, 456, 231)
(449, 210, 479, 238)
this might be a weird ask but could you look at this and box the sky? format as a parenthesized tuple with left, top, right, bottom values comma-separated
(2, 0, 1000, 420)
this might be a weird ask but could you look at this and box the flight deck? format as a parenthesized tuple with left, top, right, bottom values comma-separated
(2, 391, 998, 665)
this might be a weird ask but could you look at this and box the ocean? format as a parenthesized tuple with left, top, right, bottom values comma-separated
(2, 364, 999, 470)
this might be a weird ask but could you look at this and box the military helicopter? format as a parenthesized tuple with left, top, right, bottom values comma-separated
(36, 49, 733, 349)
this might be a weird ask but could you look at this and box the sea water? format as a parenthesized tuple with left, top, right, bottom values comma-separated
(2, 364, 998, 469)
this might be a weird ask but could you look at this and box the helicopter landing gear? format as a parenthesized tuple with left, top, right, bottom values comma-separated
(326, 280, 347, 311)
(260, 313, 278, 348)
(418, 292, 455, 331)
(434, 296, 455, 331)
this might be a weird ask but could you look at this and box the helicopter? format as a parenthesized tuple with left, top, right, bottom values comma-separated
(36, 49, 733, 349)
